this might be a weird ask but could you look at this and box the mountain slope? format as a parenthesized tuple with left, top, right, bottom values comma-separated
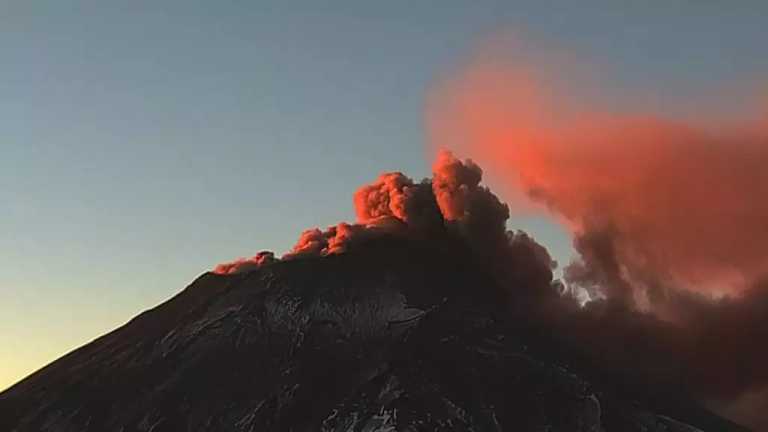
(0, 238, 748, 431)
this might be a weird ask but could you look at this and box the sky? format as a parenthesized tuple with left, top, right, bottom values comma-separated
(2, 1, 767, 391)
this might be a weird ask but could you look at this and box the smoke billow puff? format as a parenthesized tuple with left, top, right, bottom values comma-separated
(213, 251, 276, 275)
(426, 36, 768, 429)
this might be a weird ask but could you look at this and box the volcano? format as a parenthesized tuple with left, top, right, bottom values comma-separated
(0, 235, 748, 431)
(1, 151, 759, 431)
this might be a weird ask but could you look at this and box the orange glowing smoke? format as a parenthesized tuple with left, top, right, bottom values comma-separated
(214, 149, 554, 296)
(213, 251, 276, 275)
(427, 42, 768, 297)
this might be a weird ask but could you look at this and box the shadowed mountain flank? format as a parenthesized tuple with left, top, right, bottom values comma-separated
(0, 237, 747, 431)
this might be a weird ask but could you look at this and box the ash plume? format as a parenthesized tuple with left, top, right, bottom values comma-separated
(426, 36, 768, 429)
(427, 39, 768, 300)
(215, 150, 555, 296)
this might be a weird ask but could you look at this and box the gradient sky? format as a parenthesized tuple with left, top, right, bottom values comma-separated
(2, 1, 767, 391)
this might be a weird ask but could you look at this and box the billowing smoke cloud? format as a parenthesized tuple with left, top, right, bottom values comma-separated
(427, 42, 768, 300)
(426, 37, 768, 429)
(214, 150, 554, 296)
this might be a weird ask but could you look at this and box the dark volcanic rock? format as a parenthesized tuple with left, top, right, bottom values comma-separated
(0, 238, 749, 431)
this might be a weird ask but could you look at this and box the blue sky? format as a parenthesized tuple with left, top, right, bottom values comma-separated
(2, 1, 767, 390)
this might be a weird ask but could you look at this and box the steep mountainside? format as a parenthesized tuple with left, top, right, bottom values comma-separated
(0, 238, 749, 431)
